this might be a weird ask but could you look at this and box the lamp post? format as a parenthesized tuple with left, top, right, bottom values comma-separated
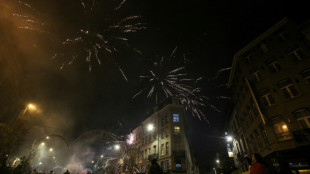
(18, 103, 37, 120)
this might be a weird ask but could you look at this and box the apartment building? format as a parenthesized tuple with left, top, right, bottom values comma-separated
(227, 17, 310, 173)
(128, 97, 199, 174)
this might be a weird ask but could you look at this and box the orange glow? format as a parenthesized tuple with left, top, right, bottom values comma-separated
(282, 125, 288, 129)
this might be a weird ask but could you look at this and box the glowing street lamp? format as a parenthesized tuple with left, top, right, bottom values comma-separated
(27, 104, 37, 111)
(227, 136, 233, 142)
(91, 161, 94, 164)
(49, 148, 53, 152)
(100, 155, 104, 158)
(46, 136, 50, 140)
(114, 144, 120, 150)
(40, 142, 45, 146)
(147, 124, 154, 131)
(216, 160, 220, 164)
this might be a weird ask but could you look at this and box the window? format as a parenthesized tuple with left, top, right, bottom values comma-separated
(252, 71, 262, 82)
(161, 144, 164, 156)
(260, 89, 275, 106)
(175, 159, 182, 170)
(153, 145, 157, 153)
(272, 117, 293, 141)
(293, 109, 310, 129)
(174, 126, 180, 134)
(245, 55, 252, 63)
(161, 160, 169, 170)
(141, 151, 144, 160)
(260, 43, 269, 53)
(266, 59, 282, 72)
(148, 148, 151, 155)
(288, 47, 306, 61)
(262, 130, 269, 145)
(166, 142, 169, 155)
(301, 68, 310, 84)
(173, 114, 180, 122)
(277, 79, 299, 99)
(278, 31, 287, 41)
(165, 130, 168, 138)
(145, 149, 147, 159)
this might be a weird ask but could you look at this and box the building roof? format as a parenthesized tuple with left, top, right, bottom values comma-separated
(227, 17, 288, 88)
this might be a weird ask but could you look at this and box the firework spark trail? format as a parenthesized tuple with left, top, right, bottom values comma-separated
(213, 67, 231, 79)
(11, 1, 49, 33)
(54, 0, 145, 76)
(132, 49, 221, 120)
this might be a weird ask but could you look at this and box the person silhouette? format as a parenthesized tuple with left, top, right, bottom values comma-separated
(148, 158, 163, 174)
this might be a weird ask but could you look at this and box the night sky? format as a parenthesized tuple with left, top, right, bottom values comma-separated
(1, 0, 310, 170)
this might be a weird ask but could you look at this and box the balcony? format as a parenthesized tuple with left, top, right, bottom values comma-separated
(173, 150, 185, 158)
(293, 128, 310, 143)
(276, 132, 293, 142)
(148, 153, 158, 160)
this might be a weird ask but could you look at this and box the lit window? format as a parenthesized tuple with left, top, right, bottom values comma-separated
(293, 109, 310, 129)
(174, 126, 180, 134)
(289, 48, 306, 61)
(272, 117, 293, 141)
(176, 159, 182, 170)
(252, 71, 262, 82)
(173, 114, 180, 122)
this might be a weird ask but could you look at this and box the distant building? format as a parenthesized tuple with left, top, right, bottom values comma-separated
(128, 97, 199, 174)
(227, 17, 310, 173)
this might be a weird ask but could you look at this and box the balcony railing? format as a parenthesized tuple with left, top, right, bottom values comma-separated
(293, 128, 310, 143)
(276, 132, 293, 141)
(148, 153, 158, 160)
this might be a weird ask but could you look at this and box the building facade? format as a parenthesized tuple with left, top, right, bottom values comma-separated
(128, 97, 199, 174)
(227, 17, 310, 173)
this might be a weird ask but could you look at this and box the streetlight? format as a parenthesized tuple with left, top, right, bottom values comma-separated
(114, 144, 120, 150)
(216, 160, 220, 164)
(49, 148, 53, 152)
(227, 136, 233, 142)
(147, 124, 154, 131)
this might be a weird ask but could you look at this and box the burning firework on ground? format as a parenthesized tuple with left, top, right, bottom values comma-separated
(52, 0, 146, 80)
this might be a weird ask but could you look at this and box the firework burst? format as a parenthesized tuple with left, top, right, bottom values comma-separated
(11, 0, 49, 33)
(52, 0, 145, 80)
(133, 48, 219, 120)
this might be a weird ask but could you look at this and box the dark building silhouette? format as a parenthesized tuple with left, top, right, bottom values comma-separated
(227, 17, 310, 173)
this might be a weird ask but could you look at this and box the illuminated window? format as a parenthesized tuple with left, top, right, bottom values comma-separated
(174, 126, 180, 134)
(173, 114, 180, 122)
(293, 109, 310, 129)
(176, 159, 182, 170)
(272, 117, 293, 141)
